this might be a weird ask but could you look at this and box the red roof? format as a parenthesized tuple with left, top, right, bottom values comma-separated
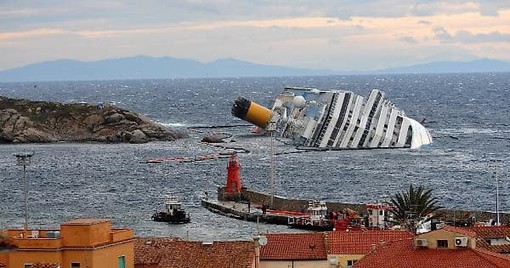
(468, 226, 510, 253)
(443, 225, 477, 237)
(135, 237, 179, 265)
(353, 238, 510, 268)
(135, 237, 255, 268)
(468, 226, 510, 239)
(260, 233, 327, 260)
(327, 230, 412, 254)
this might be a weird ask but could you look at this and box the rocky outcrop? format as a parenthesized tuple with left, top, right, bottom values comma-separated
(0, 96, 187, 143)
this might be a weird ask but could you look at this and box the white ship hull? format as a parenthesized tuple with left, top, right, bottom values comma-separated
(232, 87, 432, 149)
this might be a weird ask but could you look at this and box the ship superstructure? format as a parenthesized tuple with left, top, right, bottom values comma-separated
(232, 87, 432, 149)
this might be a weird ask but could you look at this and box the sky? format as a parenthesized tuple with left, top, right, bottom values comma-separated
(1, 0, 510, 72)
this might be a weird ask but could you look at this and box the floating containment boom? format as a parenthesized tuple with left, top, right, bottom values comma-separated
(232, 86, 432, 149)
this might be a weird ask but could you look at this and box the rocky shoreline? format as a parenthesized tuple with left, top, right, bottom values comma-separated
(0, 96, 187, 143)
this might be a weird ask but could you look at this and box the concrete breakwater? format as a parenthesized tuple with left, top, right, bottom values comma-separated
(201, 199, 290, 225)
(212, 187, 509, 226)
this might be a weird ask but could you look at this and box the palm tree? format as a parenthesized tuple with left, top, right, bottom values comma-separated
(389, 184, 442, 233)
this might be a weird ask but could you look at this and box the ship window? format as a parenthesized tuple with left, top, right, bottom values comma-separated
(71, 263, 80, 268)
(437, 240, 448, 248)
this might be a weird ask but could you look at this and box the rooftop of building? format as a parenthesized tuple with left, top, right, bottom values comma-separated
(260, 232, 327, 260)
(468, 225, 510, 238)
(61, 218, 110, 226)
(327, 230, 413, 254)
(135, 237, 255, 268)
(468, 225, 510, 253)
(443, 225, 478, 237)
(353, 238, 510, 268)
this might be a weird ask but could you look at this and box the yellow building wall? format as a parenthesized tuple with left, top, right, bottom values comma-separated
(60, 240, 134, 268)
(331, 254, 364, 267)
(417, 229, 475, 249)
(90, 241, 134, 268)
(0, 252, 9, 266)
(6, 219, 134, 268)
(7, 251, 62, 267)
(260, 260, 330, 268)
(61, 221, 111, 247)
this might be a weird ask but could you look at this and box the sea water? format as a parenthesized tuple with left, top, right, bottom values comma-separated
(0, 73, 509, 240)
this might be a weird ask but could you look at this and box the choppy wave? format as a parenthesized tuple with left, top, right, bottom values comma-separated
(0, 73, 509, 240)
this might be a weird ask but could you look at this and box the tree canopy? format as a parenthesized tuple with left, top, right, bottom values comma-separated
(389, 184, 442, 232)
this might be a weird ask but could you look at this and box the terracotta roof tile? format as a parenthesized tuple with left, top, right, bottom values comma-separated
(135, 237, 180, 265)
(0, 262, 5, 268)
(473, 247, 510, 266)
(443, 225, 477, 237)
(327, 230, 412, 254)
(469, 226, 510, 239)
(467, 226, 510, 253)
(260, 233, 327, 260)
(353, 238, 510, 268)
(135, 237, 255, 268)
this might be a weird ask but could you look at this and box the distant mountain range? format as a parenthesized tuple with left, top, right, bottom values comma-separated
(0, 56, 509, 82)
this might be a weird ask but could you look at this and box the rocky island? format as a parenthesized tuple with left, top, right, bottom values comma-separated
(0, 96, 186, 143)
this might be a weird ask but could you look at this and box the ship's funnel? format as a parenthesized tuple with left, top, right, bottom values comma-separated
(232, 97, 272, 129)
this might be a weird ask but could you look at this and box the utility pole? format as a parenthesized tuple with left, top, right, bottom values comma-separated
(268, 120, 276, 208)
(488, 158, 501, 226)
(15, 152, 33, 231)
(492, 160, 500, 226)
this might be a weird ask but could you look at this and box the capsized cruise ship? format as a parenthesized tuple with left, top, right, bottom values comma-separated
(232, 87, 432, 149)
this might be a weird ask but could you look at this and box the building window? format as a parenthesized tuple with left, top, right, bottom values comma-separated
(24, 264, 32, 268)
(71, 262, 80, 268)
(118, 255, 126, 268)
(347, 259, 358, 267)
(437, 240, 449, 248)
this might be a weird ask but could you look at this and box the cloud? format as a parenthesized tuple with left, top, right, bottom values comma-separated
(0, 28, 65, 40)
(399, 36, 418, 44)
(433, 27, 510, 43)
(1, 1, 510, 71)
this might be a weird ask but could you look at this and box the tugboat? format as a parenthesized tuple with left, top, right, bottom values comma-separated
(152, 195, 190, 224)
(287, 200, 363, 231)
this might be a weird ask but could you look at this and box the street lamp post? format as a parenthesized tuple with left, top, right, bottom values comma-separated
(15, 152, 33, 231)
